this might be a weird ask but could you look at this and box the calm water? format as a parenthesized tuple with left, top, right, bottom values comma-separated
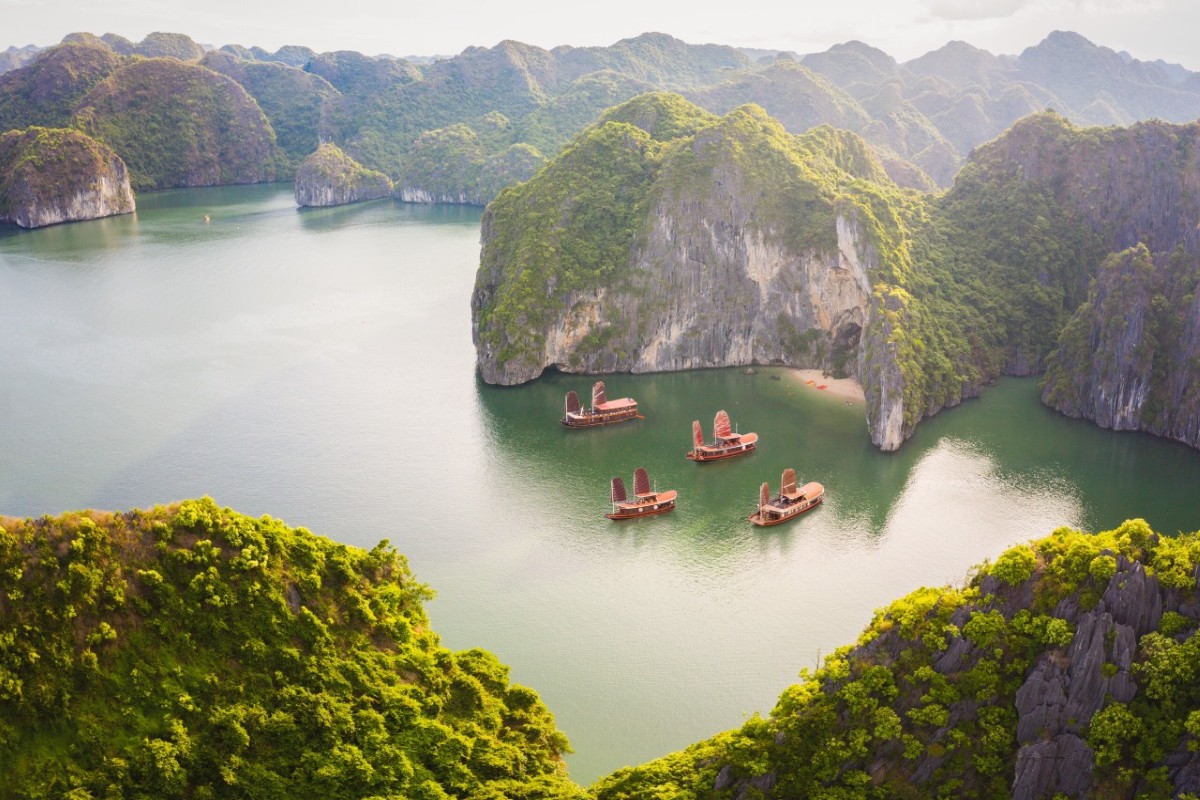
(3, 184, 1200, 783)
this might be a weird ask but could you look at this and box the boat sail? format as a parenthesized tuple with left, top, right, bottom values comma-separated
(685, 409, 758, 461)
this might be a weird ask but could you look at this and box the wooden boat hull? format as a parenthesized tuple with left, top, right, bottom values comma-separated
(606, 500, 676, 520)
(686, 442, 757, 462)
(748, 496, 823, 527)
(562, 408, 639, 428)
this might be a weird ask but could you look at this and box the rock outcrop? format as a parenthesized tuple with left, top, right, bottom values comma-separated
(968, 114, 1200, 450)
(473, 95, 967, 451)
(1044, 244, 1200, 448)
(294, 142, 392, 207)
(0, 126, 134, 228)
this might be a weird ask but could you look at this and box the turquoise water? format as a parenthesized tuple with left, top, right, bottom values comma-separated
(3, 184, 1200, 782)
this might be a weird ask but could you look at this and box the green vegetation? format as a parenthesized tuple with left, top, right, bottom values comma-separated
(398, 124, 546, 203)
(201, 51, 338, 173)
(0, 43, 122, 131)
(5, 500, 1200, 798)
(476, 118, 660, 368)
(74, 57, 280, 190)
(0, 499, 580, 799)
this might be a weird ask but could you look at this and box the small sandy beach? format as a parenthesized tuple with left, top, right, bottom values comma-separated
(786, 368, 866, 405)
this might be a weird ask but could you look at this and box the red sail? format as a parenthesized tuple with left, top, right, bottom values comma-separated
(592, 381, 607, 408)
(611, 476, 627, 504)
(759, 482, 770, 508)
(692, 420, 703, 448)
(781, 468, 798, 496)
(714, 409, 732, 439)
(633, 467, 651, 496)
(565, 390, 581, 415)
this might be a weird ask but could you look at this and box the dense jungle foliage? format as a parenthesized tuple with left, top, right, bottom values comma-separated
(0, 499, 580, 799)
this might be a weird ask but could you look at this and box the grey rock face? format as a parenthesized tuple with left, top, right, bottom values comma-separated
(1011, 560, 1165, 798)
(395, 186, 486, 206)
(1012, 734, 1096, 800)
(474, 194, 878, 395)
(295, 176, 391, 207)
(3, 169, 135, 228)
(1015, 655, 1069, 744)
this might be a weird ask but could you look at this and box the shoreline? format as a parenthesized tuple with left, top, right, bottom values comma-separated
(785, 368, 866, 405)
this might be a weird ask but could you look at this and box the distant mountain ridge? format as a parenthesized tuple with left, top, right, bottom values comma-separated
(4, 27, 1200, 212)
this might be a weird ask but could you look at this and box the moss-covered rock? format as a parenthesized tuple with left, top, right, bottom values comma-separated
(0, 126, 134, 228)
(0, 499, 582, 799)
(294, 142, 392, 207)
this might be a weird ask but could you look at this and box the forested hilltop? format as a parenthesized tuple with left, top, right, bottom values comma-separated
(6, 503, 1200, 798)
(0, 499, 581, 799)
(473, 95, 1200, 452)
(4, 27, 1200, 213)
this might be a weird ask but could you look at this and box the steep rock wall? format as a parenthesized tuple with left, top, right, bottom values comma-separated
(475, 183, 876, 393)
(1043, 244, 1200, 448)
(395, 186, 484, 205)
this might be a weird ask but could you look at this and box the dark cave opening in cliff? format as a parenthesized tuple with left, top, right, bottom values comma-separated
(831, 322, 862, 379)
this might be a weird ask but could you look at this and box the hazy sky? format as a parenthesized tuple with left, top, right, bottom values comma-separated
(6, 0, 1200, 68)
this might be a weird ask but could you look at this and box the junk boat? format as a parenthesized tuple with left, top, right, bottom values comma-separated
(748, 468, 824, 526)
(686, 409, 758, 462)
(605, 467, 677, 520)
(562, 381, 639, 428)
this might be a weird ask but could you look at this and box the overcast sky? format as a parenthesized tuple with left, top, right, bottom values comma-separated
(5, 0, 1199, 69)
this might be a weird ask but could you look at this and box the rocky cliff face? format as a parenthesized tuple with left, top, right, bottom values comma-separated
(501, 189, 876, 382)
(475, 101, 1200, 453)
(473, 96, 973, 452)
(473, 100, 913, 439)
(960, 114, 1200, 449)
(0, 126, 134, 228)
(1043, 244, 1200, 448)
(294, 142, 392, 207)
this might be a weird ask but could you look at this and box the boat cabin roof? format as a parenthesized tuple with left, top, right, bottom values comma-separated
(594, 397, 637, 411)
(621, 488, 677, 505)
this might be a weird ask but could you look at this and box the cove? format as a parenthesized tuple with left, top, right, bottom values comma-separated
(2, 183, 1200, 783)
